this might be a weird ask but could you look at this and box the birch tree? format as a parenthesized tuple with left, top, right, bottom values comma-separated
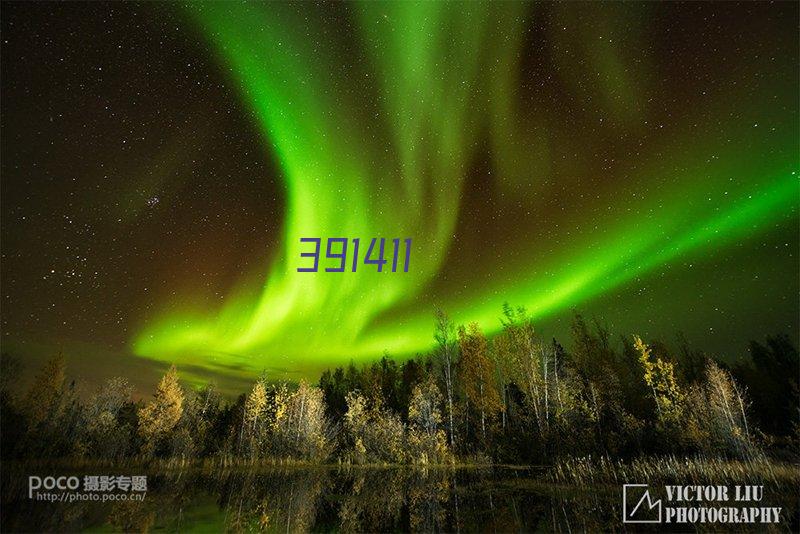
(434, 308, 457, 449)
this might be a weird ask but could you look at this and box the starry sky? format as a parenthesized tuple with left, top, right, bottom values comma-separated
(1, 2, 797, 394)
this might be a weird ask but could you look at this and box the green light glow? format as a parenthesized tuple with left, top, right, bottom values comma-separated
(132, 2, 798, 376)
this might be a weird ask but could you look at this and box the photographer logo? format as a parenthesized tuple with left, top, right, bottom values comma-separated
(623, 484, 662, 523)
(621, 484, 781, 525)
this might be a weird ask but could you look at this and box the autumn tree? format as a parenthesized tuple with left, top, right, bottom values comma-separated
(265, 382, 291, 435)
(240, 378, 268, 457)
(80, 377, 134, 459)
(343, 390, 369, 463)
(169, 382, 224, 459)
(686, 360, 757, 458)
(635, 336, 685, 446)
(500, 305, 550, 438)
(272, 380, 329, 460)
(188, 382, 224, 456)
(458, 322, 500, 445)
(343, 390, 405, 464)
(434, 309, 457, 449)
(138, 365, 184, 456)
(489, 333, 513, 432)
(407, 377, 448, 463)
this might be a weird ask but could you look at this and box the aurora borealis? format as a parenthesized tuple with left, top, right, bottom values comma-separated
(1, 2, 798, 388)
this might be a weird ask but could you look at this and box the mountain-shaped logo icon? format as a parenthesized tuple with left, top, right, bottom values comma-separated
(623, 484, 662, 523)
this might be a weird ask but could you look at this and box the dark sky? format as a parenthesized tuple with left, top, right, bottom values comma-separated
(1, 2, 287, 393)
(1, 2, 798, 396)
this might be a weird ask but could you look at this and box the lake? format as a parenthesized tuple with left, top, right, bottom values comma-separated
(1, 465, 797, 532)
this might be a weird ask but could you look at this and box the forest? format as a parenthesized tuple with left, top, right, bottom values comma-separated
(1, 306, 798, 469)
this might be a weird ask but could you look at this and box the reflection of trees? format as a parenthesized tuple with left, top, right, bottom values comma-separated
(407, 468, 451, 532)
(5, 466, 798, 532)
(219, 468, 328, 532)
(337, 468, 405, 532)
(546, 487, 620, 533)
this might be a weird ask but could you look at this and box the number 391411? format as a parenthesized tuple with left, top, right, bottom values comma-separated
(297, 238, 412, 273)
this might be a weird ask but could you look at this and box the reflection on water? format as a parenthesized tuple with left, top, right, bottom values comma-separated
(1, 466, 797, 532)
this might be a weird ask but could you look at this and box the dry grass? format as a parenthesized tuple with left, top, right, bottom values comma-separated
(550, 454, 799, 488)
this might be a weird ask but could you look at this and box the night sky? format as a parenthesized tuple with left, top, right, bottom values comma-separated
(1, 2, 797, 395)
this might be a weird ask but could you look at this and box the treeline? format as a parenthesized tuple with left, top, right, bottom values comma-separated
(1, 307, 797, 465)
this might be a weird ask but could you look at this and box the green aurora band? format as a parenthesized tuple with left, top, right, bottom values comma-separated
(133, 2, 798, 376)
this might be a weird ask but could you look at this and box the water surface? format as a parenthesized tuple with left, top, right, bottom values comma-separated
(2, 465, 797, 532)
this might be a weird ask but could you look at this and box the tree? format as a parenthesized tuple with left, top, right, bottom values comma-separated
(24, 352, 66, 428)
(241, 379, 268, 457)
(0, 353, 22, 394)
(374, 355, 401, 414)
(458, 322, 500, 445)
(138, 365, 184, 456)
(21, 352, 81, 457)
(702, 360, 755, 458)
(81, 377, 134, 459)
(738, 335, 799, 437)
(398, 358, 425, 418)
(319, 368, 347, 419)
(434, 308, 457, 449)
(180, 382, 223, 457)
(279, 380, 329, 460)
(500, 305, 549, 437)
(343, 390, 404, 463)
(0, 353, 25, 458)
(408, 378, 443, 436)
(407, 378, 448, 463)
(635, 336, 685, 432)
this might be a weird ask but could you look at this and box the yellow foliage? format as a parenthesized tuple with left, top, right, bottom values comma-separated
(244, 381, 268, 428)
(137, 365, 184, 453)
(635, 336, 685, 426)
